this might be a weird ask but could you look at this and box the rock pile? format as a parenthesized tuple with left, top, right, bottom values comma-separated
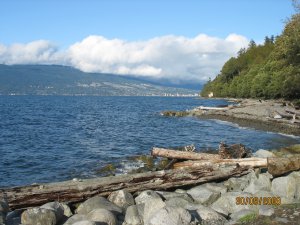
(3, 152, 300, 225)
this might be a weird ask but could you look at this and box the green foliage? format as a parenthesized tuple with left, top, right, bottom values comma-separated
(201, 10, 300, 100)
(238, 213, 258, 223)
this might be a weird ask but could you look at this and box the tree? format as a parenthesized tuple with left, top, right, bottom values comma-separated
(248, 40, 256, 49)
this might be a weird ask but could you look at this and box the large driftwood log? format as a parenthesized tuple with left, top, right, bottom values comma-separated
(151, 147, 221, 160)
(173, 157, 268, 169)
(0, 165, 250, 210)
(173, 157, 300, 177)
(268, 157, 300, 176)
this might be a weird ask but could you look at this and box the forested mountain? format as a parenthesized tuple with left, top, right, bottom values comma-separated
(201, 11, 300, 100)
(0, 65, 197, 96)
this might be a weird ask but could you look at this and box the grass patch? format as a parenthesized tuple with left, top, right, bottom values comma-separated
(238, 213, 258, 224)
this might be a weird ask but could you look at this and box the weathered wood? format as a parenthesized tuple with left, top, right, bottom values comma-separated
(268, 157, 300, 176)
(151, 147, 221, 160)
(0, 165, 250, 210)
(174, 157, 300, 177)
(173, 157, 268, 169)
(285, 109, 300, 116)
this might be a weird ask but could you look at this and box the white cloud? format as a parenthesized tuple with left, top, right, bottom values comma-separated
(0, 34, 249, 82)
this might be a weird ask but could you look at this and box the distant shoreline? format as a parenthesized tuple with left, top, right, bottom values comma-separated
(163, 98, 300, 136)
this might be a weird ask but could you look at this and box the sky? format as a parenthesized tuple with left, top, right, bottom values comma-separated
(0, 0, 295, 83)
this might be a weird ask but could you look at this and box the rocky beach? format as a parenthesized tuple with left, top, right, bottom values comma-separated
(163, 99, 300, 136)
(1, 147, 300, 225)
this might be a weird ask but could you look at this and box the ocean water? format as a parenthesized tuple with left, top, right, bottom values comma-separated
(0, 96, 299, 187)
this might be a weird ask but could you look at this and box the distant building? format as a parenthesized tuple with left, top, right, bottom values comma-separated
(208, 92, 214, 98)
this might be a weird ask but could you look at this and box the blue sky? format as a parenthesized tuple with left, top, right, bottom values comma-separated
(0, 0, 296, 82)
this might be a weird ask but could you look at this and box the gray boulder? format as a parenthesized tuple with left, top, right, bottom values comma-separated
(244, 173, 272, 194)
(0, 212, 5, 225)
(174, 189, 187, 194)
(156, 191, 193, 202)
(6, 209, 23, 225)
(271, 176, 297, 204)
(76, 196, 122, 216)
(146, 206, 191, 225)
(108, 190, 135, 210)
(194, 205, 227, 225)
(211, 192, 257, 216)
(202, 182, 227, 194)
(72, 221, 97, 225)
(165, 197, 192, 209)
(87, 208, 117, 225)
(288, 171, 300, 200)
(41, 201, 65, 222)
(0, 198, 9, 225)
(21, 207, 56, 225)
(143, 198, 166, 224)
(259, 206, 274, 216)
(253, 190, 275, 199)
(187, 185, 220, 205)
(124, 205, 143, 225)
(224, 171, 257, 192)
(64, 214, 88, 225)
(135, 190, 161, 205)
(254, 149, 276, 158)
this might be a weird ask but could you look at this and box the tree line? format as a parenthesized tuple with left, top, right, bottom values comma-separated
(201, 8, 300, 100)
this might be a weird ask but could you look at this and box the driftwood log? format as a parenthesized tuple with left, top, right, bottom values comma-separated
(173, 157, 300, 177)
(285, 109, 300, 117)
(151, 147, 221, 160)
(0, 164, 250, 210)
(173, 158, 267, 169)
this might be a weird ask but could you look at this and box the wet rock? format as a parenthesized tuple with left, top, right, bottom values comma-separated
(211, 192, 257, 216)
(259, 206, 274, 216)
(64, 214, 88, 225)
(254, 149, 276, 158)
(21, 207, 56, 225)
(146, 206, 191, 225)
(135, 190, 161, 205)
(194, 205, 227, 225)
(124, 205, 143, 225)
(244, 173, 272, 194)
(187, 185, 220, 205)
(271, 176, 297, 203)
(76, 196, 122, 216)
(87, 208, 117, 225)
(108, 190, 135, 210)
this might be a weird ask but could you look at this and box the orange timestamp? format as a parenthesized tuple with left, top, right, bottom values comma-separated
(236, 196, 281, 206)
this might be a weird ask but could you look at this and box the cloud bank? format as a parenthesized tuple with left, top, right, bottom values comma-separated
(0, 34, 249, 82)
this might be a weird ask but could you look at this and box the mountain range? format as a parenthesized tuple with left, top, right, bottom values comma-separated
(0, 64, 199, 96)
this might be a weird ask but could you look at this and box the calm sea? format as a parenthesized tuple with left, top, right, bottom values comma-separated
(0, 96, 299, 187)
